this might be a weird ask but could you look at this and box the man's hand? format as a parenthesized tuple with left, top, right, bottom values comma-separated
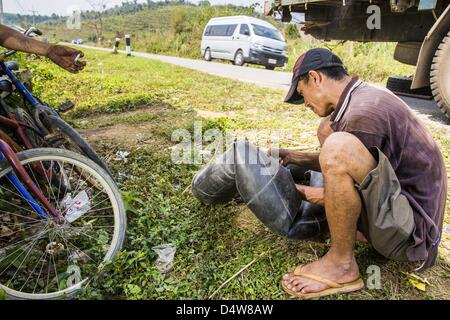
(295, 184, 324, 206)
(45, 45, 86, 73)
(267, 148, 294, 165)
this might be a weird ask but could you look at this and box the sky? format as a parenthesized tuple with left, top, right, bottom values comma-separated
(4, 0, 265, 16)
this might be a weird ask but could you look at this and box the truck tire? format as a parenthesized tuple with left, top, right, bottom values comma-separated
(430, 30, 450, 118)
(386, 76, 414, 93)
(386, 76, 432, 97)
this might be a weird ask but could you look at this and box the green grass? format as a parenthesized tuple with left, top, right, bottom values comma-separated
(18, 48, 449, 300)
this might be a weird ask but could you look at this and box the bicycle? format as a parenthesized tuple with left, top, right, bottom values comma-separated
(0, 27, 113, 177)
(0, 138, 126, 299)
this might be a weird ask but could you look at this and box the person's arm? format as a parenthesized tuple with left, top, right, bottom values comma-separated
(0, 24, 86, 73)
(295, 184, 324, 206)
(268, 148, 321, 171)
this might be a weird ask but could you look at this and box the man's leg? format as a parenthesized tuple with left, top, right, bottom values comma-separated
(282, 132, 376, 294)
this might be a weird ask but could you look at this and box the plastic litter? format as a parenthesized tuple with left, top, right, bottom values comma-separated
(115, 151, 130, 161)
(152, 244, 176, 273)
(61, 190, 91, 223)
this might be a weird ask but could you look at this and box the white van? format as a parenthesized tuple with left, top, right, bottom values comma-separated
(200, 16, 288, 70)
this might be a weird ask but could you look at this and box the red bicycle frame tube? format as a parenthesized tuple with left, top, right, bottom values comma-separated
(0, 114, 34, 150)
(0, 139, 60, 219)
(0, 128, 22, 152)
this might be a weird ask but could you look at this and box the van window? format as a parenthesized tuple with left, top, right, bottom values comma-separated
(251, 24, 283, 41)
(240, 24, 250, 35)
(205, 24, 237, 37)
(226, 24, 237, 36)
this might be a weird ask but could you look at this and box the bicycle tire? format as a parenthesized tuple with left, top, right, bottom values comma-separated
(44, 115, 113, 177)
(0, 148, 126, 299)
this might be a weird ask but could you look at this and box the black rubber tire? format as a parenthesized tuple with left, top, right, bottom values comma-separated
(265, 65, 275, 70)
(430, 30, 450, 119)
(203, 48, 212, 61)
(44, 115, 113, 177)
(0, 147, 126, 300)
(233, 50, 244, 66)
(386, 76, 432, 97)
(13, 108, 46, 148)
(386, 76, 413, 93)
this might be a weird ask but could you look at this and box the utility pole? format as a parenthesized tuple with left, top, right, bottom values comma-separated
(0, 0, 4, 25)
(30, 6, 38, 26)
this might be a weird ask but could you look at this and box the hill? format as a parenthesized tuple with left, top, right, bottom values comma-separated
(37, 3, 414, 83)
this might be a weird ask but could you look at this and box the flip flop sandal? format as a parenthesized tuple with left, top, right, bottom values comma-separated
(281, 265, 365, 299)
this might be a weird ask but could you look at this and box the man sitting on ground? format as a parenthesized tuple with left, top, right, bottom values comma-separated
(192, 48, 447, 299)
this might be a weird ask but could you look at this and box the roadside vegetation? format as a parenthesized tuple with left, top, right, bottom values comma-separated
(16, 48, 449, 299)
(39, 3, 414, 84)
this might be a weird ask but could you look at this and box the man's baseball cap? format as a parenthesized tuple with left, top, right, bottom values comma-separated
(284, 48, 345, 104)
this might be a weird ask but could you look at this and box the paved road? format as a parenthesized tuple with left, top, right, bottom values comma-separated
(77, 44, 449, 127)
(78, 44, 292, 90)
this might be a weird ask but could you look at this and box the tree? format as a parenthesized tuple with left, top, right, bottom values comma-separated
(87, 0, 109, 45)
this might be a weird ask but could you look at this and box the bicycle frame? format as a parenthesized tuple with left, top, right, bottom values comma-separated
(0, 60, 57, 116)
(0, 139, 59, 220)
(0, 99, 35, 151)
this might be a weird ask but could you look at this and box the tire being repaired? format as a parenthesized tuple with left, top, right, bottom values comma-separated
(191, 140, 328, 240)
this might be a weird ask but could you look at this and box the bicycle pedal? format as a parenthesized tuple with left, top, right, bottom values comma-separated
(56, 101, 75, 113)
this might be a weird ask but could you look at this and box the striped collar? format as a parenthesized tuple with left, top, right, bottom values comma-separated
(330, 76, 363, 122)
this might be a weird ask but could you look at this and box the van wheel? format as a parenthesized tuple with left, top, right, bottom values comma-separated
(430, 30, 450, 118)
(204, 48, 212, 61)
(265, 66, 275, 70)
(233, 50, 244, 66)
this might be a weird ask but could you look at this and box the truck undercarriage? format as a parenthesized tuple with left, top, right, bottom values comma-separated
(265, 0, 450, 118)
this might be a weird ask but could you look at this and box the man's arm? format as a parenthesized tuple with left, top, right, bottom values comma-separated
(0, 24, 85, 73)
(295, 184, 324, 206)
(268, 148, 321, 172)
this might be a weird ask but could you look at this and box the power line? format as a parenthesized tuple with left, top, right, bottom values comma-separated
(14, 0, 27, 14)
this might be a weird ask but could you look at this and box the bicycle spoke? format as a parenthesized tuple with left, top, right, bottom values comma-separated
(0, 219, 43, 227)
(56, 161, 65, 210)
(21, 248, 46, 292)
(54, 231, 96, 264)
(51, 253, 60, 292)
(0, 183, 46, 216)
(0, 179, 41, 205)
(33, 251, 47, 294)
(60, 163, 75, 202)
(0, 222, 46, 241)
(0, 226, 50, 278)
(0, 209, 42, 222)
(0, 150, 122, 298)
(0, 226, 49, 265)
(7, 230, 44, 288)
(38, 161, 59, 211)
(26, 163, 45, 196)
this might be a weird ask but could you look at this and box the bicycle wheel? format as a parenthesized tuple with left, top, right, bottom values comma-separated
(0, 148, 126, 299)
(43, 115, 113, 177)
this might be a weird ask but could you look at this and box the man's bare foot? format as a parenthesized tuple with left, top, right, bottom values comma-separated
(282, 252, 360, 294)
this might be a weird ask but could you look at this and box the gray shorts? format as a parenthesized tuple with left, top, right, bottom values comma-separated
(356, 147, 415, 261)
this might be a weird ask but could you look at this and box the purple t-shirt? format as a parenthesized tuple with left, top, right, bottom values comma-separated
(330, 77, 447, 270)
